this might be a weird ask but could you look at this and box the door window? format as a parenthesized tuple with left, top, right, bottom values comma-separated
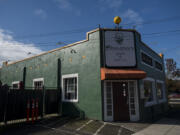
(129, 81, 136, 115)
(104, 82, 113, 121)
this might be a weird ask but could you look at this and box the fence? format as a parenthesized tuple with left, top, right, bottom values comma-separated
(0, 85, 61, 124)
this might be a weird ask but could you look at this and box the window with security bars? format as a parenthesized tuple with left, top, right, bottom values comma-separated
(141, 52, 153, 66)
(144, 80, 154, 102)
(34, 81, 43, 90)
(155, 61, 163, 71)
(63, 76, 78, 102)
(157, 82, 163, 100)
(12, 81, 20, 89)
(12, 83, 19, 89)
(129, 81, 136, 115)
(106, 82, 113, 117)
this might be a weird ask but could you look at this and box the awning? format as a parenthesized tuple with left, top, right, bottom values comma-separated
(101, 68, 146, 80)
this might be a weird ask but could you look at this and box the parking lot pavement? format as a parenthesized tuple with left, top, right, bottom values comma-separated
(40, 118, 135, 135)
(133, 118, 180, 135)
(0, 117, 135, 135)
(108, 121, 151, 132)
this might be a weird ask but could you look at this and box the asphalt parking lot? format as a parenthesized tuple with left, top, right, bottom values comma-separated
(0, 117, 135, 135)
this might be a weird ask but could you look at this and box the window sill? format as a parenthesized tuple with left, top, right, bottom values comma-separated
(145, 101, 156, 107)
(141, 61, 153, 69)
(62, 100, 78, 103)
(158, 99, 167, 104)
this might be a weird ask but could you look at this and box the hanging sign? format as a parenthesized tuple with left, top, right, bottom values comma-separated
(105, 31, 136, 67)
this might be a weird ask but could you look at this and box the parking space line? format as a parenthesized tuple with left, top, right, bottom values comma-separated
(104, 122, 135, 132)
(117, 128, 122, 135)
(76, 120, 93, 131)
(93, 122, 106, 135)
(36, 124, 81, 135)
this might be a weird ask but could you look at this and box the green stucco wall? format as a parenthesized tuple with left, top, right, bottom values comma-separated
(0, 29, 168, 122)
(0, 30, 103, 120)
(0, 68, 2, 83)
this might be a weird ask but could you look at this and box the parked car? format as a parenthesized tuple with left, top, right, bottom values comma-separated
(168, 93, 180, 99)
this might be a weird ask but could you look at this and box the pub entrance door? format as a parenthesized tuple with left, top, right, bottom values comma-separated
(113, 82, 129, 121)
(103, 80, 139, 122)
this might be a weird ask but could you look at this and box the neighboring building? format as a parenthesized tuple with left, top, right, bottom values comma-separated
(165, 58, 180, 80)
(0, 28, 168, 122)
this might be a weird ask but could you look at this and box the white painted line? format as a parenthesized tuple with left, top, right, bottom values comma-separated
(36, 124, 80, 135)
(104, 122, 135, 132)
(93, 122, 106, 135)
(117, 128, 122, 135)
(76, 120, 93, 131)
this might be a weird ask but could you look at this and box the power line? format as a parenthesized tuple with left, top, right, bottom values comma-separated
(162, 45, 180, 53)
(143, 32, 180, 38)
(14, 26, 96, 39)
(1, 28, 180, 48)
(143, 29, 180, 36)
(10, 16, 180, 40)
(121, 16, 180, 26)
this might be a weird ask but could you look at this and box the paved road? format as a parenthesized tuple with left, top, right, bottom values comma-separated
(133, 107, 180, 135)
(1, 108, 179, 135)
(133, 118, 180, 135)
(0, 117, 134, 135)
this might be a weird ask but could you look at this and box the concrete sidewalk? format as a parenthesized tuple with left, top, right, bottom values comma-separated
(133, 118, 180, 135)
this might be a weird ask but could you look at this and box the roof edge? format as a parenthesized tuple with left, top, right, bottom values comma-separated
(1, 27, 162, 68)
(5, 28, 100, 67)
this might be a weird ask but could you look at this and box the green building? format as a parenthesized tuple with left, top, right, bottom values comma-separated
(0, 28, 168, 122)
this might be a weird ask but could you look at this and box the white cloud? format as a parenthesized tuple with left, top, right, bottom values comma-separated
(53, 0, 81, 16)
(34, 9, 47, 19)
(103, 0, 123, 8)
(54, 0, 72, 10)
(0, 29, 43, 66)
(122, 9, 143, 28)
(98, 0, 123, 12)
(75, 10, 81, 16)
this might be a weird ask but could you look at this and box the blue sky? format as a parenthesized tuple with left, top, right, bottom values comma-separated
(0, 0, 180, 67)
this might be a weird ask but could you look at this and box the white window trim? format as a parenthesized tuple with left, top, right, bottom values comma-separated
(143, 77, 157, 107)
(128, 80, 140, 121)
(140, 50, 153, 68)
(156, 80, 166, 103)
(33, 78, 44, 89)
(12, 81, 20, 89)
(104, 81, 114, 122)
(62, 73, 78, 103)
(104, 80, 140, 122)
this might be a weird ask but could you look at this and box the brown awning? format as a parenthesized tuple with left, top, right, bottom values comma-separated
(101, 68, 146, 80)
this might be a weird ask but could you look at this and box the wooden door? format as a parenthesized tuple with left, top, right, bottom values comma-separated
(113, 82, 129, 121)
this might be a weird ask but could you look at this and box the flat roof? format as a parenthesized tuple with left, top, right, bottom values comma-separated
(0, 28, 162, 68)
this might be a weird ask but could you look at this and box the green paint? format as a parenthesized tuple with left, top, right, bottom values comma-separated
(0, 29, 168, 121)
(0, 30, 102, 120)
